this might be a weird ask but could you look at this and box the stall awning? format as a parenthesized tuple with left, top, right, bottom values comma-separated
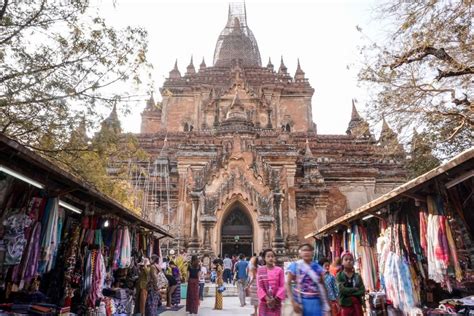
(306, 147, 474, 239)
(0, 133, 173, 238)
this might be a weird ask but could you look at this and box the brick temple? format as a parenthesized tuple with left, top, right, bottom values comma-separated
(110, 3, 406, 258)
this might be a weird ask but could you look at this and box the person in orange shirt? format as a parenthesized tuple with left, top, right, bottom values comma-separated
(329, 258, 342, 277)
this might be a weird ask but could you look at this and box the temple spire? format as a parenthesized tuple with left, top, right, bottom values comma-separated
(70, 115, 88, 146)
(213, 2, 261, 67)
(200, 57, 206, 70)
(379, 116, 396, 142)
(278, 56, 287, 74)
(351, 99, 361, 120)
(146, 92, 155, 110)
(381, 116, 391, 134)
(294, 58, 305, 81)
(267, 57, 274, 70)
(101, 101, 121, 134)
(186, 56, 196, 76)
(169, 59, 181, 79)
(346, 99, 371, 138)
(109, 102, 118, 121)
(379, 116, 403, 154)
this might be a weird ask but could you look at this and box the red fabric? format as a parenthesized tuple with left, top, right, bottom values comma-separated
(186, 278, 200, 313)
(329, 265, 341, 277)
(330, 300, 340, 316)
(340, 297, 363, 316)
(437, 215, 450, 265)
(419, 210, 428, 255)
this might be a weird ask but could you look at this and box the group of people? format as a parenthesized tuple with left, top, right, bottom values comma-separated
(286, 246, 366, 316)
(132, 245, 365, 316)
(133, 254, 208, 316)
(207, 244, 365, 316)
(133, 255, 182, 315)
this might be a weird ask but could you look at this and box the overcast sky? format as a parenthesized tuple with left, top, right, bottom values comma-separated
(96, 0, 384, 135)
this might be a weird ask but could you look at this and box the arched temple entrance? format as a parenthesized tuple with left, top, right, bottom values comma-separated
(220, 203, 253, 257)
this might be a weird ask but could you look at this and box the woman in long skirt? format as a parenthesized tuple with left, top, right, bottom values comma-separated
(186, 255, 201, 315)
(214, 260, 224, 310)
(246, 256, 259, 316)
(146, 255, 162, 315)
(257, 249, 286, 316)
(170, 261, 181, 306)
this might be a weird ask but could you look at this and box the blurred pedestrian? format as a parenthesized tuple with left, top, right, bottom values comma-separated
(199, 259, 207, 301)
(246, 255, 259, 316)
(223, 254, 233, 284)
(234, 253, 249, 307)
(286, 244, 331, 316)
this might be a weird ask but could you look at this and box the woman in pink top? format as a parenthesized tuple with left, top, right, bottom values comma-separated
(257, 249, 286, 316)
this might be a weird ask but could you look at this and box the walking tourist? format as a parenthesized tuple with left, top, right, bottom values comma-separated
(319, 258, 340, 316)
(214, 259, 224, 310)
(257, 249, 285, 316)
(234, 253, 249, 307)
(146, 255, 163, 315)
(223, 254, 233, 284)
(186, 255, 201, 315)
(199, 259, 207, 301)
(336, 251, 365, 316)
(286, 243, 330, 316)
(165, 268, 178, 308)
(168, 261, 181, 307)
(246, 255, 259, 316)
(136, 257, 150, 315)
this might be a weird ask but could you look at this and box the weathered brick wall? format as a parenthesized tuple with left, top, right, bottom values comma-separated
(164, 96, 195, 131)
(279, 96, 312, 132)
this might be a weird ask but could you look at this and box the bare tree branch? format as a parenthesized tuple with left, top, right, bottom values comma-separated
(436, 66, 474, 81)
(0, 0, 8, 21)
(389, 46, 465, 70)
(0, 0, 46, 45)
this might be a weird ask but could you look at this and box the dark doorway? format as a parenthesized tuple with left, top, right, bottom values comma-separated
(221, 204, 253, 258)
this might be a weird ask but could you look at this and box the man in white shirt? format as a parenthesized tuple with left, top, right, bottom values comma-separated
(223, 254, 233, 284)
(199, 262, 207, 301)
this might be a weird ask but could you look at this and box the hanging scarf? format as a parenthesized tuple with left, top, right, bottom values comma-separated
(20, 221, 42, 287)
(119, 227, 131, 268)
(39, 198, 59, 274)
(83, 250, 92, 298)
(87, 249, 106, 307)
(445, 217, 462, 281)
(419, 209, 428, 256)
(113, 227, 123, 270)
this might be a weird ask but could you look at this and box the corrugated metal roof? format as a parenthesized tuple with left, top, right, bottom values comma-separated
(306, 147, 474, 238)
(0, 133, 173, 238)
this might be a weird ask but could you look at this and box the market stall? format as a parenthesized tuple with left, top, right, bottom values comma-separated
(308, 148, 474, 315)
(0, 134, 173, 315)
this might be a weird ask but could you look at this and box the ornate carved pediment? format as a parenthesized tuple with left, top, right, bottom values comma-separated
(202, 162, 274, 216)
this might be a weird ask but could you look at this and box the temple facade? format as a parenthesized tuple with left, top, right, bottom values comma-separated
(118, 3, 406, 258)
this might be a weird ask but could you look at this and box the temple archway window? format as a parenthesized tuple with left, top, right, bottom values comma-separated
(183, 123, 194, 132)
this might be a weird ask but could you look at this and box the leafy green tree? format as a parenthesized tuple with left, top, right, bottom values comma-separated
(358, 1, 473, 160)
(54, 114, 149, 214)
(406, 129, 440, 178)
(0, 0, 152, 212)
(0, 0, 150, 151)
